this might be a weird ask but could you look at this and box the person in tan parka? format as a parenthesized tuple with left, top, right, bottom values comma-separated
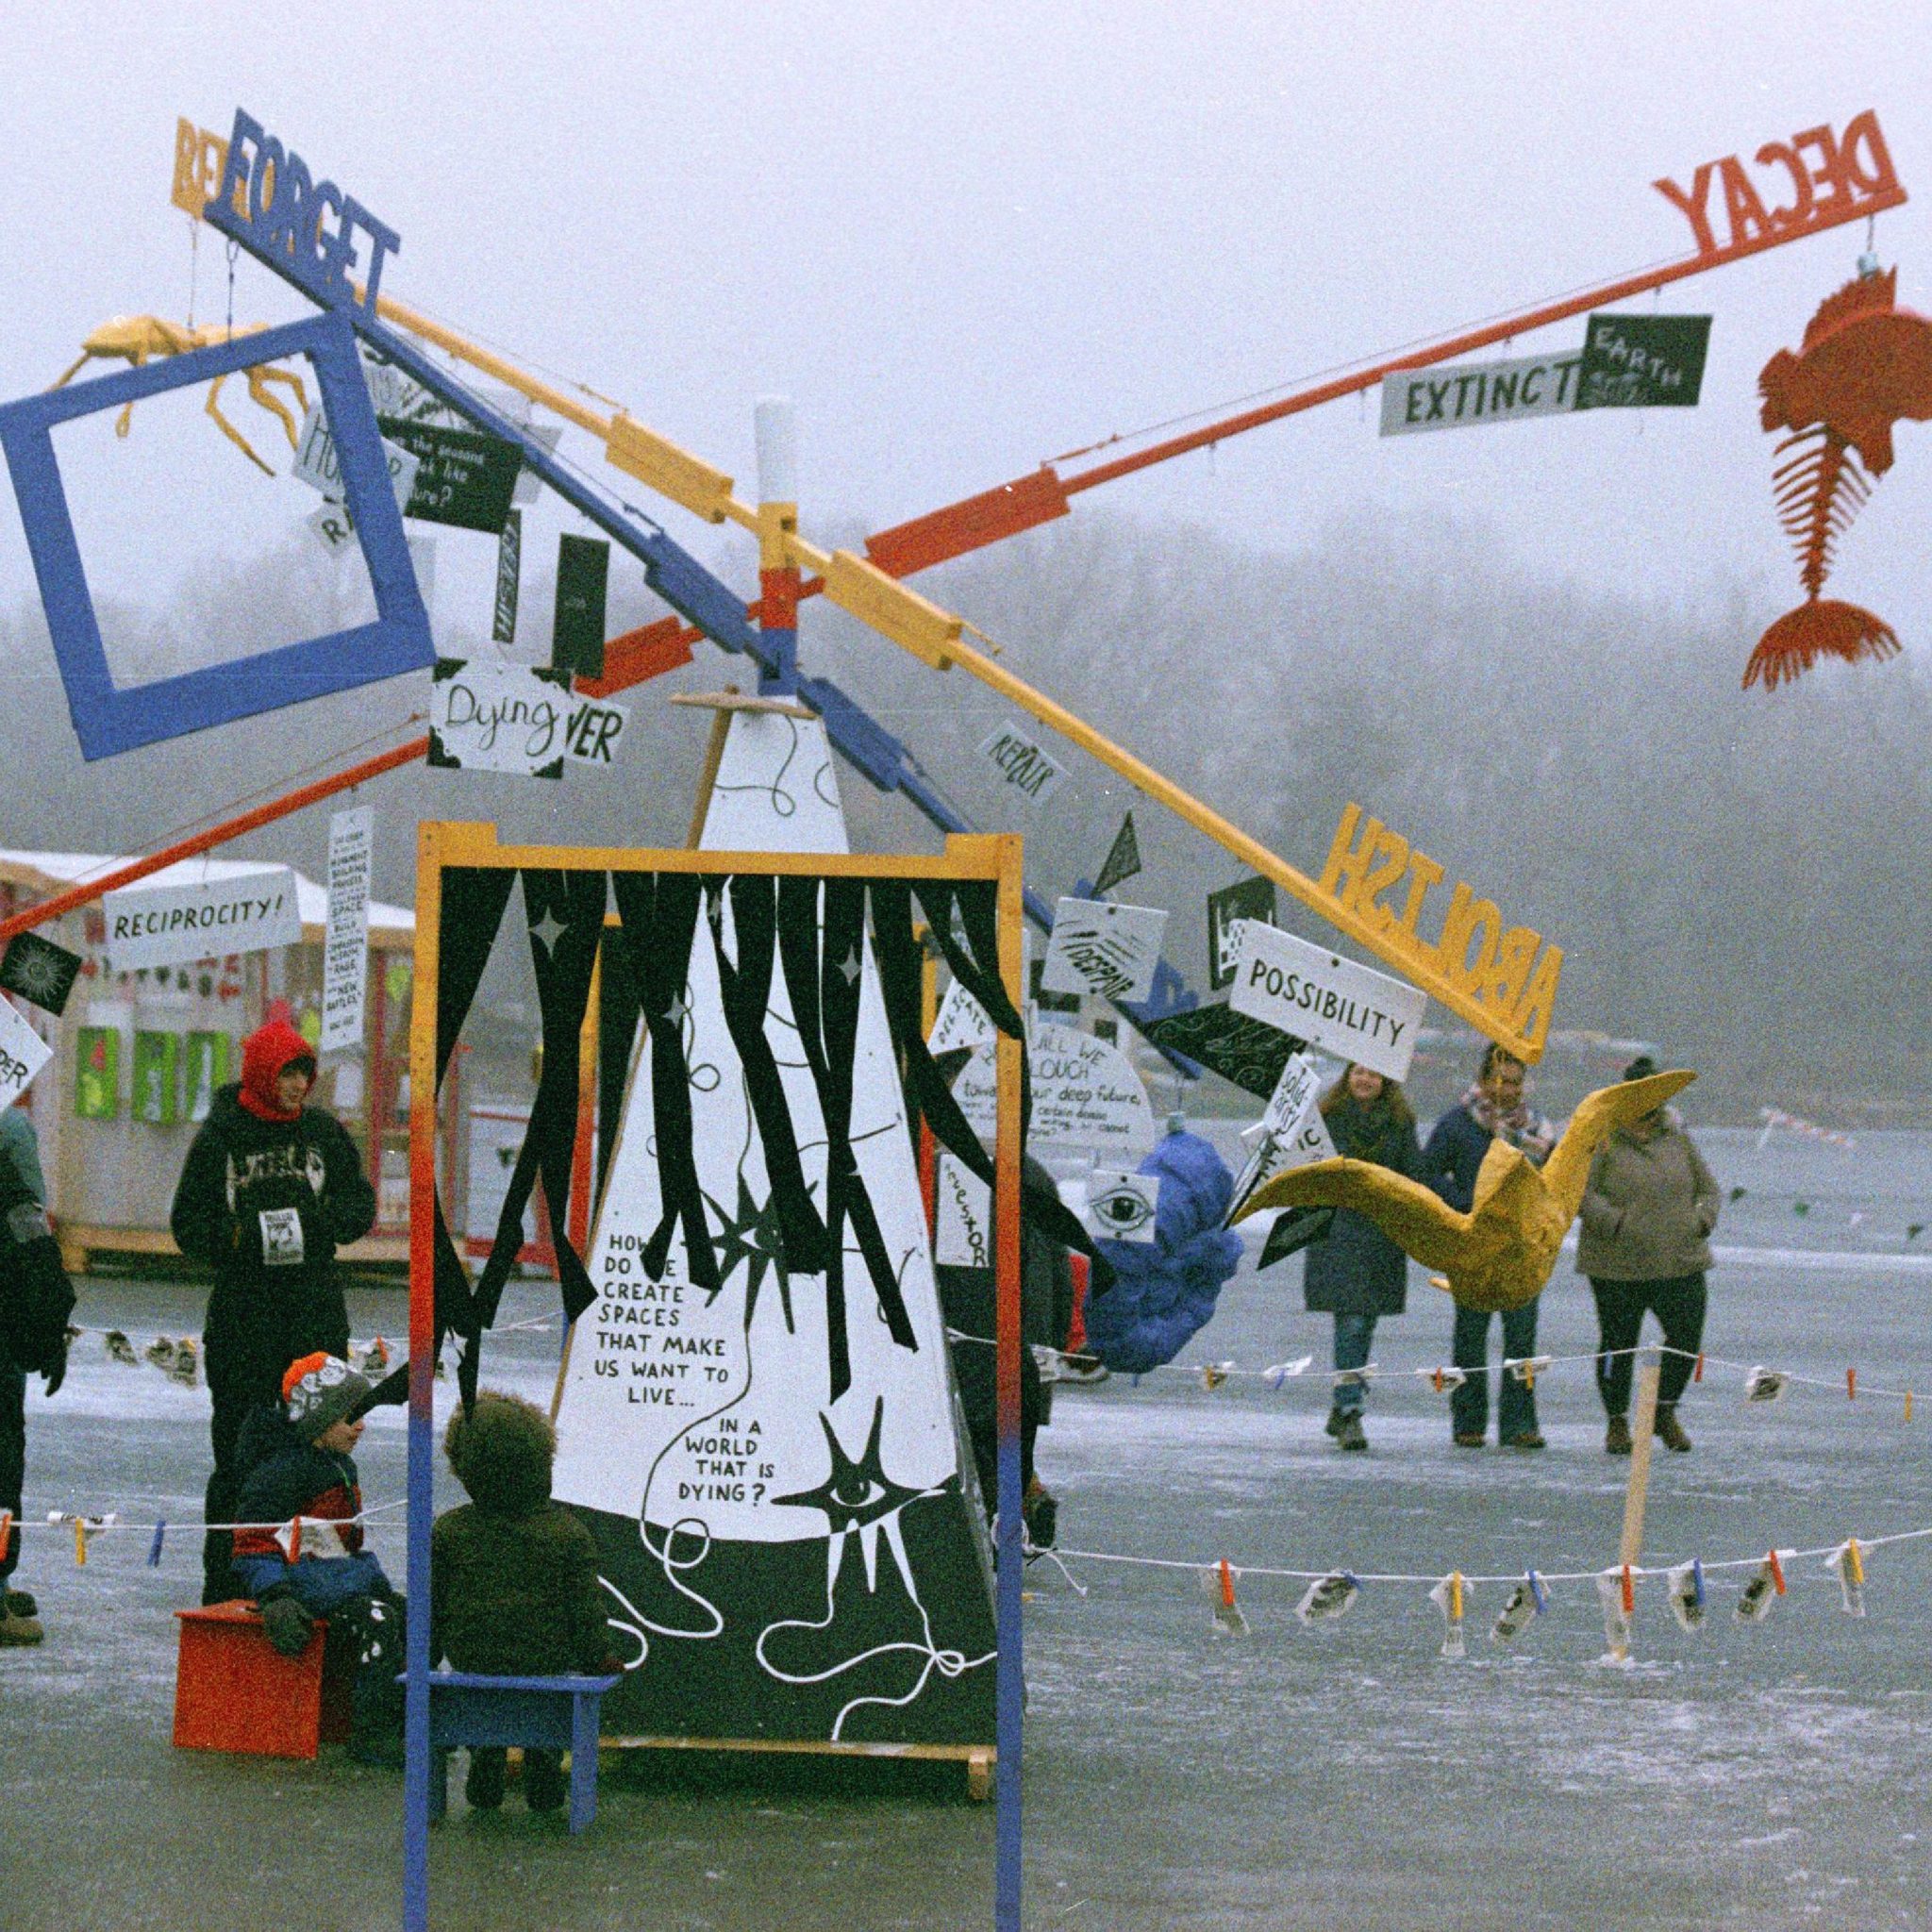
(1576, 1055, 1722, 1456)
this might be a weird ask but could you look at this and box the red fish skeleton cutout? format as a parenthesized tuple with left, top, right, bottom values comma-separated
(1748, 267, 1932, 690)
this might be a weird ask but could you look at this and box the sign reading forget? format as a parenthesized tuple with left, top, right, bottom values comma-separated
(1228, 923, 1426, 1082)
(103, 868, 303, 971)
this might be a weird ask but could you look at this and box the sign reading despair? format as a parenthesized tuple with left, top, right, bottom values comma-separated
(1229, 923, 1425, 1081)
(1041, 898, 1167, 1005)
(102, 868, 304, 971)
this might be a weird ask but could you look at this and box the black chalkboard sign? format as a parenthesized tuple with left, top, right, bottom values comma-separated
(1575, 314, 1711, 410)
(377, 415, 523, 532)
(552, 533, 610, 677)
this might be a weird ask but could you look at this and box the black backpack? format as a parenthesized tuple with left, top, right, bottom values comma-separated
(0, 1145, 74, 1382)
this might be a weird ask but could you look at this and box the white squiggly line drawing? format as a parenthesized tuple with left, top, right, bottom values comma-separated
(711, 717, 801, 818)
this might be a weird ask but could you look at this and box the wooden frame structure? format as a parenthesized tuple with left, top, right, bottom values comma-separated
(407, 823, 1029, 1932)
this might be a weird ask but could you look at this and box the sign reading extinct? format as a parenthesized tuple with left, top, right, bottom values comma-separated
(1380, 350, 1584, 436)
(103, 868, 303, 971)
(1228, 923, 1425, 1082)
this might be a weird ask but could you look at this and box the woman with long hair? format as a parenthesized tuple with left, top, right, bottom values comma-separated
(1303, 1064, 1422, 1451)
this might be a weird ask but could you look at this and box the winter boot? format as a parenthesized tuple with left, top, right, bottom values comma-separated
(465, 1747, 507, 1811)
(1605, 1414, 1633, 1456)
(1022, 1478, 1058, 1550)
(1654, 1407, 1692, 1453)
(0, 1589, 43, 1645)
(1324, 1407, 1346, 1439)
(523, 1749, 567, 1814)
(1336, 1412, 1368, 1453)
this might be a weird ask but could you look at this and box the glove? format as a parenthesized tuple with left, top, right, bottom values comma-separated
(259, 1594, 316, 1657)
(41, 1337, 66, 1397)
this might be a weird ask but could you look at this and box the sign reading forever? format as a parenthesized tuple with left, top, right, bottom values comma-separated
(1229, 923, 1426, 1082)
(0, 999, 52, 1108)
(1041, 898, 1168, 1005)
(1314, 804, 1563, 1053)
(103, 868, 303, 971)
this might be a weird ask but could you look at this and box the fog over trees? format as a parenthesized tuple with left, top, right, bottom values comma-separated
(4, 507, 1926, 1124)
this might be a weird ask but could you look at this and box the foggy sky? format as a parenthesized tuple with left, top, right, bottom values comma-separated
(2, 3, 1928, 635)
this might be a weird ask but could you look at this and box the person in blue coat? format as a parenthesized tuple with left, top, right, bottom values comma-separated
(1418, 1044, 1555, 1448)
(1302, 1065, 1422, 1452)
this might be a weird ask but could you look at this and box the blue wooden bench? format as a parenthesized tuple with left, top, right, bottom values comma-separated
(421, 1671, 621, 1833)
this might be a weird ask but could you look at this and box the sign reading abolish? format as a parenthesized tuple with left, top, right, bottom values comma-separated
(103, 869, 303, 971)
(1655, 111, 1902, 260)
(1228, 924, 1426, 1082)
(1314, 804, 1563, 1054)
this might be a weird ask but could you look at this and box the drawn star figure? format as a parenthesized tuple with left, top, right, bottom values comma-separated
(530, 908, 566, 957)
(838, 946, 862, 987)
(774, 1397, 925, 1593)
(704, 1174, 796, 1326)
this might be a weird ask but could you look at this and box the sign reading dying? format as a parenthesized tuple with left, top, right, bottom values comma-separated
(1314, 804, 1563, 1054)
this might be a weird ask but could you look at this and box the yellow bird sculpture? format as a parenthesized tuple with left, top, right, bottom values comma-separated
(1233, 1069, 1697, 1314)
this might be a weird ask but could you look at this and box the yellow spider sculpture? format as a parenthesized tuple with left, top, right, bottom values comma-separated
(52, 318, 309, 477)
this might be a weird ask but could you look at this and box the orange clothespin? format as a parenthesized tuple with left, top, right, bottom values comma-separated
(1208, 1557, 1249, 1636)
(0, 1511, 11, 1560)
(1906, 1390, 1914, 1424)
(1847, 1367, 1857, 1402)
(1692, 1353, 1705, 1383)
(1768, 1548, 1787, 1594)
(1620, 1563, 1636, 1616)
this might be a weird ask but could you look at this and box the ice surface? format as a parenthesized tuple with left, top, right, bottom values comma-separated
(4, 1128, 1929, 1928)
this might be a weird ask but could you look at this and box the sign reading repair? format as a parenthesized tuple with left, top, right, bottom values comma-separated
(103, 869, 303, 971)
(1041, 898, 1168, 1004)
(1228, 923, 1425, 1082)
(975, 722, 1066, 804)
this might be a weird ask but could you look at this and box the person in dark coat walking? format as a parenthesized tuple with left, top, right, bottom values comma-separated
(170, 1014, 376, 1603)
(1303, 1065, 1422, 1452)
(434, 1390, 612, 1812)
(1576, 1055, 1721, 1456)
(1418, 1044, 1556, 1449)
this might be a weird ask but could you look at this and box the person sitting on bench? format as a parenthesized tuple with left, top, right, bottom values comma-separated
(432, 1390, 612, 1813)
(232, 1353, 405, 1763)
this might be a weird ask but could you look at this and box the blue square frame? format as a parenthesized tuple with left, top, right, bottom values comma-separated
(0, 310, 432, 760)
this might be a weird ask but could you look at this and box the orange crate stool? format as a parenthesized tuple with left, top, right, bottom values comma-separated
(173, 1601, 354, 1758)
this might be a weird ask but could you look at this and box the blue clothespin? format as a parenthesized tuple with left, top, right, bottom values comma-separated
(1527, 1569, 1548, 1614)
(1690, 1557, 1706, 1608)
(147, 1521, 166, 1569)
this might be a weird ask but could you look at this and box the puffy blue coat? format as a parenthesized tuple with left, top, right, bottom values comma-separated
(1081, 1132, 1244, 1374)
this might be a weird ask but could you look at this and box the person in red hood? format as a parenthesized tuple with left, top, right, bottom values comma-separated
(171, 1013, 376, 1604)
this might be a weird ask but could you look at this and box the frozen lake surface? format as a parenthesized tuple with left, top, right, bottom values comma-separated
(5, 1128, 1929, 1928)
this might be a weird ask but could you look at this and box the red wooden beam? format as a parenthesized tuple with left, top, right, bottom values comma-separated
(0, 736, 430, 943)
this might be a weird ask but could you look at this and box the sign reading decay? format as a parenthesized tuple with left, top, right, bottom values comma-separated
(1314, 804, 1562, 1052)
(1041, 898, 1168, 1005)
(1229, 922, 1426, 1082)
(0, 998, 53, 1108)
(321, 806, 372, 1054)
(1654, 111, 1901, 259)
(102, 868, 303, 971)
